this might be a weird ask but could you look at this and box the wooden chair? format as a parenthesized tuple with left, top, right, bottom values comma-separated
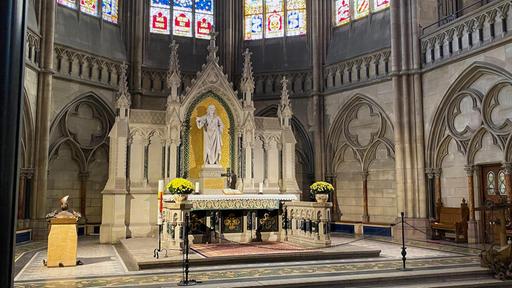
(431, 199, 469, 243)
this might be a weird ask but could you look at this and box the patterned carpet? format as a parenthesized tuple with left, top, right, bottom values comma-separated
(192, 241, 311, 257)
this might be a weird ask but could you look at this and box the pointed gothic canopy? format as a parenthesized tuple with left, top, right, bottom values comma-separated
(116, 62, 131, 115)
(167, 40, 182, 104)
(278, 76, 292, 128)
(241, 49, 255, 107)
(207, 30, 219, 64)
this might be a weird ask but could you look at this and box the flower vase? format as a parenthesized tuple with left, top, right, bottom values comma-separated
(315, 194, 329, 203)
(173, 194, 188, 203)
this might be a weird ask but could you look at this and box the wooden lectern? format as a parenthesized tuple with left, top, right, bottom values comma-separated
(45, 195, 81, 268)
(47, 218, 78, 267)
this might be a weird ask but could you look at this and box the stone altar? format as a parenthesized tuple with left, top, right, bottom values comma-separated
(100, 34, 301, 244)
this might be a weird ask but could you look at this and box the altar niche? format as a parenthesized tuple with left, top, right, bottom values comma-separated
(182, 93, 236, 193)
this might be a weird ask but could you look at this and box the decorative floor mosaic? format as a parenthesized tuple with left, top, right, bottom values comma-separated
(14, 256, 482, 288)
(13, 235, 489, 288)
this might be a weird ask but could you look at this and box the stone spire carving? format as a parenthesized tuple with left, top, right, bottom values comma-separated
(207, 30, 219, 64)
(240, 49, 255, 107)
(278, 76, 292, 128)
(116, 62, 131, 118)
(167, 40, 181, 104)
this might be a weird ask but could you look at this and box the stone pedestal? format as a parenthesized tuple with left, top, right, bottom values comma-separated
(199, 165, 225, 194)
(47, 218, 78, 267)
(163, 202, 193, 250)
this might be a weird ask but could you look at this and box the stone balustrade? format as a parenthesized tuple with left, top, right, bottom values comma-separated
(421, 0, 512, 66)
(284, 201, 332, 247)
(323, 49, 391, 92)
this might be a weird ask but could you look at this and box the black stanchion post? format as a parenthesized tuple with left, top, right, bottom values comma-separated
(178, 213, 198, 286)
(399, 212, 411, 271)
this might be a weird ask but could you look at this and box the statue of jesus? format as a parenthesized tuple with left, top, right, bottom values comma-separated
(196, 104, 224, 165)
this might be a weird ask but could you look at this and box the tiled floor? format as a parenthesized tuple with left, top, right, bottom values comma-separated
(15, 239, 127, 281)
(13, 235, 493, 288)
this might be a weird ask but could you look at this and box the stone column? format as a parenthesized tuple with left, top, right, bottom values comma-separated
(79, 172, 89, 221)
(465, 166, 476, 221)
(311, 0, 325, 180)
(33, 0, 55, 231)
(168, 139, 180, 180)
(243, 140, 254, 192)
(465, 165, 478, 244)
(361, 171, 369, 223)
(17, 171, 27, 224)
(262, 140, 269, 187)
(502, 162, 512, 202)
(434, 168, 442, 209)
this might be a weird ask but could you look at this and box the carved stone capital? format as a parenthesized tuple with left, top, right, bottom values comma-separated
(464, 165, 474, 177)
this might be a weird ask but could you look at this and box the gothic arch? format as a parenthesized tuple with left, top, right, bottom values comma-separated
(49, 92, 115, 172)
(427, 62, 512, 168)
(327, 93, 394, 174)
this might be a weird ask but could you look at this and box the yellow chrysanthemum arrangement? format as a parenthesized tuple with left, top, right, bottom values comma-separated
(310, 181, 334, 195)
(166, 178, 194, 195)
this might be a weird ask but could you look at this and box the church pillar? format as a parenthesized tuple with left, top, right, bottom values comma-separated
(361, 171, 369, 223)
(311, 0, 325, 181)
(131, 0, 144, 108)
(32, 0, 55, 238)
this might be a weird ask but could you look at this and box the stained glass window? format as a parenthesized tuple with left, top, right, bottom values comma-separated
(244, 0, 263, 40)
(266, 0, 284, 38)
(195, 0, 214, 39)
(57, 0, 77, 9)
(374, 0, 390, 12)
(335, 0, 350, 26)
(245, 0, 304, 40)
(102, 0, 118, 23)
(150, 0, 171, 34)
(287, 0, 306, 36)
(487, 171, 496, 195)
(80, 0, 98, 16)
(149, 0, 214, 38)
(499, 170, 507, 195)
(354, 0, 369, 19)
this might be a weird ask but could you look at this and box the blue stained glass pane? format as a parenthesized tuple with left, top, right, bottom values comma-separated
(174, 0, 193, 9)
(152, 0, 171, 8)
(195, 0, 213, 13)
